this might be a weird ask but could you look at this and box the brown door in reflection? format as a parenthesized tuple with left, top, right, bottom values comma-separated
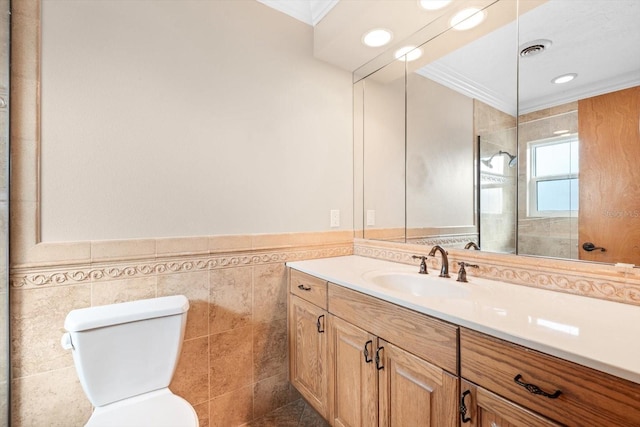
(578, 85, 640, 264)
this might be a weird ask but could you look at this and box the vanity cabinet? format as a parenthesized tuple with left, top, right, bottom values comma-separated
(460, 328, 640, 427)
(329, 316, 458, 427)
(289, 270, 330, 418)
(327, 283, 459, 426)
(377, 339, 458, 426)
(328, 316, 378, 426)
(289, 270, 459, 426)
(289, 267, 640, 426)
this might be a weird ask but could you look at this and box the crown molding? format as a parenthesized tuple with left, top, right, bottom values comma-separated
(416, 62, 517, 116)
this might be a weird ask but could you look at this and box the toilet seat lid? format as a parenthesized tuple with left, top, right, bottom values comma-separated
(86, 389, 198, 427)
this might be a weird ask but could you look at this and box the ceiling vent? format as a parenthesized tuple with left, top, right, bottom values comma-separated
(519, 39, 552, 58)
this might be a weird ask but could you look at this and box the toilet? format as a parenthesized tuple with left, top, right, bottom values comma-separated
(61, 295, 199, 427)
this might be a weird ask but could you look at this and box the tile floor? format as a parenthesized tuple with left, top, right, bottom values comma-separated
(244, 399, 329, 427)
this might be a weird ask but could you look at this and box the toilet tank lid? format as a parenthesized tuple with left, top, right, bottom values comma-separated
(64, 295, 189, 332)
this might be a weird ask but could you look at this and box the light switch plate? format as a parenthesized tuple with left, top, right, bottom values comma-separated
(330, 209, 340, 227)
(366, 210, 375, 226)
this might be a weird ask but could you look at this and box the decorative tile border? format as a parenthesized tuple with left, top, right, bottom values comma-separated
(11, 244, 353, 289)
(12, 234, 640, 306)
(407, 233, 478, 248)
(354, 239, 640, 306)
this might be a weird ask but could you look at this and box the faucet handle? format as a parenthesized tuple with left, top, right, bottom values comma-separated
(412, 255, 428, 274)
(456, 262, 479, 283)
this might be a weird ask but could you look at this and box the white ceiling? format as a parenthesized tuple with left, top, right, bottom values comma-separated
(260, 0, 475, 72)
(419, 0, 640, 115)
(260, 0, 640, 115)
(256, 0, 338, 26)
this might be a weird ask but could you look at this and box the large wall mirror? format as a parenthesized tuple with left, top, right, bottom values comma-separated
(0, 0, 9, 420)
(356, 0, 640, 266)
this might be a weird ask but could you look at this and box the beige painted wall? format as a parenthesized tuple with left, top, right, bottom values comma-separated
(406, 73, 474, 229)
(362, 75, 405, 233)
(40, 0, 353, 242)
(359, 72, 474, 242)
(9, 1, 356, 426)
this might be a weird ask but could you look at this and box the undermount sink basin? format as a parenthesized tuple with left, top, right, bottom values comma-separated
(362, 271, 471, 299)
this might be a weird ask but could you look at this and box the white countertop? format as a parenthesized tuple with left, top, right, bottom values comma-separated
(287, 255, 640, 384)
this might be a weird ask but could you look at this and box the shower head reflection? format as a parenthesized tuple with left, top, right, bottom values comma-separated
(482, 150, 517, 168)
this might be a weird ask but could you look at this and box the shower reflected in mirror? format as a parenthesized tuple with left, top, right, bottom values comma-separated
(481, 150, 517, 169)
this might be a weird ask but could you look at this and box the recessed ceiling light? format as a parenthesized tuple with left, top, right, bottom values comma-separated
(418, 0, 452, 10)
(362, 29, 393, 47)
(395, 46, 423, 62)
(552, 73, 577, 84)
(450, 8, 486, 31)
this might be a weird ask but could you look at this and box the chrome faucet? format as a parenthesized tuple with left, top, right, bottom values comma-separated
(428, 245, 449, 278)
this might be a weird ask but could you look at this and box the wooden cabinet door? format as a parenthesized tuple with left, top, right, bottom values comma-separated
(378, 340, 458, 427)
(289, 295, 329, 418)
(460, 380, 561, 427)
(329, 315, 378, 427)
(578, 85, 640, 263)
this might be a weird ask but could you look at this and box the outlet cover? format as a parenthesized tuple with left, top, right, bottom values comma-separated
(366, 210, 376, 226)
(330, 210, 340, 227)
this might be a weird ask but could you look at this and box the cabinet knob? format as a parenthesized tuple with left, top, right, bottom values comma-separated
(297, 284, 312, 291)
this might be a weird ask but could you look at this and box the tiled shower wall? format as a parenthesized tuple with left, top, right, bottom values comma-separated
(475, 99, 517, 254)
(517, 102, 579, 259)
(10, 234, 352, 426)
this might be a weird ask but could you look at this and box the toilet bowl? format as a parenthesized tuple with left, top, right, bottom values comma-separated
(85, 389, 196, 427)
(62, 295, 199, 427)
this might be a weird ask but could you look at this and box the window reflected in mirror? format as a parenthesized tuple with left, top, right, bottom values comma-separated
(527, 134, 579, 217)
(517, 105, 579, 259)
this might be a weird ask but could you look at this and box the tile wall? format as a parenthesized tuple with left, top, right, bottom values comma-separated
(354, 238, 640, 306)
(475, 99, 517, 253)
(517, 102, 579, 259)
(9, 233, 353, 426)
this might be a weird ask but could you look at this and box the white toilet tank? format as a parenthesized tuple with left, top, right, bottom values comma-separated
(62, 295, 190, 407)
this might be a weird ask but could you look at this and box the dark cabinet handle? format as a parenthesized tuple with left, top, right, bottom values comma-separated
(363, 340, 373, 363)
(460, 390, 471, 423)
(582, 242, 606, 252)
(375, 346, 385, 370)
(297, 284, 312, 291)
(514, 374, 562, 399)
(316, 315, 325, 333)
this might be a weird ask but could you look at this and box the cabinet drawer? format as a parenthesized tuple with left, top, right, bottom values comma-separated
(290, 269, 327, 309)
(460, 328, 640, 427)
(328, 283, 458, 374)
(461, 379, 561, 427)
